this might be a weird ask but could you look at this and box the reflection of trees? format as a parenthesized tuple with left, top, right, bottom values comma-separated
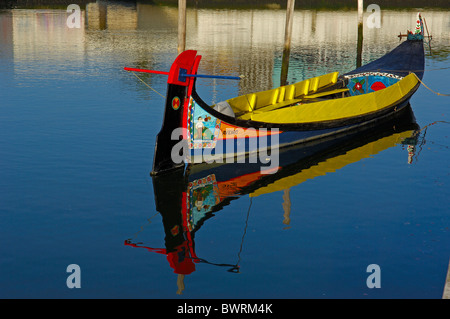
(427, 47, 450, 61)
(237, 48, 275, 95)
(3, 0, 95, 9)
(0, 0, 14, 9)
(5, 0, 450, 10)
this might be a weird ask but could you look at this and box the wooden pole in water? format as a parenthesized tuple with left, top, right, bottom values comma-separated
(356, 0, 364, 67)
(281, 0, 295, 86)
(178, 0, 186, 54)
(443, 258, 450, 299)
(357, 0, 364, 25)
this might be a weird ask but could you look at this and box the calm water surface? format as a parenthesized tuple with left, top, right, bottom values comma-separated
(1, 3, 449, 299)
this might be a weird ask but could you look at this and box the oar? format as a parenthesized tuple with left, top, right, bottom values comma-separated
(124, 67, 241, 80)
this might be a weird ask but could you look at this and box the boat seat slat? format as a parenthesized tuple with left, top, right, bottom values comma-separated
(302, 88, 349, 99)
(251, 98, 302, 114)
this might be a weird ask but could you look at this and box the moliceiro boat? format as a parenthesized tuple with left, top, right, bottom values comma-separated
(126, 16, 425, 176)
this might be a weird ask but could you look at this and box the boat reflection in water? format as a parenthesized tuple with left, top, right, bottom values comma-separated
(125, 105, 421, 294)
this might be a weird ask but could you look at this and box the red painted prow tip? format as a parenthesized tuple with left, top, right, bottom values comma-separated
(123, 50, 202, 87)
(167, 50, 201, 86)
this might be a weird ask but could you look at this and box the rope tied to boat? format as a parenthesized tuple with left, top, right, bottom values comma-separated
(412, 73, 450, 97)
(128, 71, 166, 98)
(417, 120, 450, 133)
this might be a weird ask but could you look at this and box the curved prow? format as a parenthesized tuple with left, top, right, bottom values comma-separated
(151, 50, 202, 176)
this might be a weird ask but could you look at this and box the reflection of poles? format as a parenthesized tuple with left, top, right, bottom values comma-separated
(407, 144, 416, 164)
(178, 0, 186, 54)
(177, 274, 185, 295)
(282, 189, 291, 227)
(356, 0, 364, 68)
(280, 0, 295, 86)
(85, 1, 107, 30)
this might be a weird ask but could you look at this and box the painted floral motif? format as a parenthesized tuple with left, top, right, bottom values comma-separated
(349, 77, 366, 95)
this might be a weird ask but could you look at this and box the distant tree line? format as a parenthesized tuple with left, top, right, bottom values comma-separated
(2, 0, 448, 9)
(0, 0, 96, 9)
(154, 0, 450, 9)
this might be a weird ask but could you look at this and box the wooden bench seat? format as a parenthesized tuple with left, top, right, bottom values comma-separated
(227, 72, 340, 120)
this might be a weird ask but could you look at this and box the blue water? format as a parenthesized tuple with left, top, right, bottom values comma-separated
(0, 5, 449, 299)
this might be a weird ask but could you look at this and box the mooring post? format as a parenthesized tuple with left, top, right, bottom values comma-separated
(356, 0, 364, 67)
(178, 0, 187, 54)
(357, 0, 364, 25)
(281, 0, 295, 86)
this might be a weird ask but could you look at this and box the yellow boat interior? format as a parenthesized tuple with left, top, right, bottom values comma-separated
(214, 72, 419, 125)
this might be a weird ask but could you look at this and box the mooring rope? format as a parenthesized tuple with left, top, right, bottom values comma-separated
(128, 71, 166, 98)
(413, 73, 450, 97)
(418, 120, 450, 133)
(232, 196, 253, 273)
(126, 212, 160, 242)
